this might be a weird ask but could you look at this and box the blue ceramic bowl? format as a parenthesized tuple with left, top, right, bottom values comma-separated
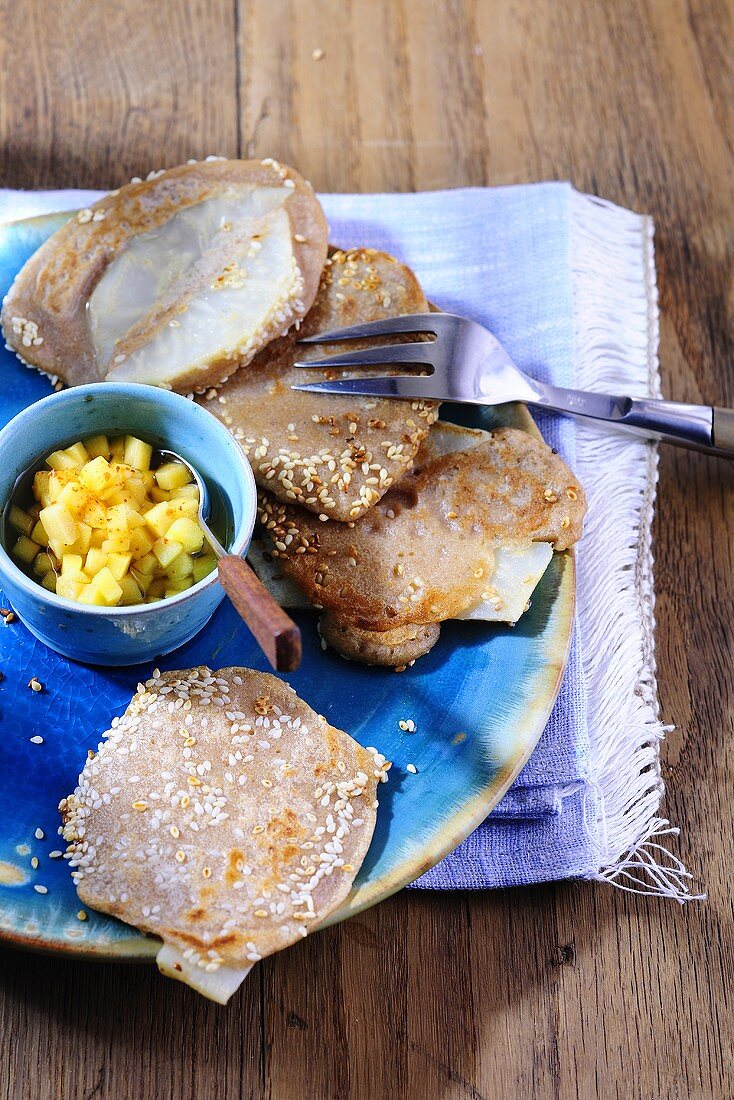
(0, 383, 256, 665)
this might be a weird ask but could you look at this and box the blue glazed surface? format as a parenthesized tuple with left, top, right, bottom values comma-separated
(0, 383, 257, 665)
(0, 213, 574, 958)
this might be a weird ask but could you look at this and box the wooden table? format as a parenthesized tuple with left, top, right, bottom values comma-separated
(1, 2, 732, 1097)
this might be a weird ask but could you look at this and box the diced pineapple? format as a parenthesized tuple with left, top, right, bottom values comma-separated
(118, 575, 142, 605)
(90, 567, 124, 605)
(106, 553, 133, 581)
(12, 535, 39, 565)
(165, 517, 204, 554)
(84, 548, 108, 576)
(123, 436, 153, 472)
(144, 501, 178, 538)
(33, 471, 51, 505)
(46, 449, 80, 471)
(131, 569, 153, 594)
(192, 553, 217, 584)
(149, 486, 173, 503)
(129, 527, 154, 561)
(77, 583, 107, 605)
(60, 554, 84, 577)
(155, 462, 193, 491)
(58, 575, 86, 601)
(85, 434, 110, 459)
(165, 552, 194, 581)
(134, 551, 159, 576)
(41, 572, 57, 592)
(90, 528, 106, 549)
(64, 441, 90, 466)
(39, 503, 78, 546)
(146, 578, 167, 599)
(66, 522, 93, 556)
(109, 436, 125, 461)
(153, 537, 183, 569)
(101, 535, 131, 554)
(33, 551, 55, 576)
(8, 505, 34, 537)
(30, 519, 48, 545)
(171, 484, 200, 502)
(79, 456, 115, 494)
(165, 578, 194, 598)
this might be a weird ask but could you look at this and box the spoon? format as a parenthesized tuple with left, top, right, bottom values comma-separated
(159, 450, 302, 673)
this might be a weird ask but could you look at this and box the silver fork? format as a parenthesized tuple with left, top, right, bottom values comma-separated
(292, 312, 734, 455)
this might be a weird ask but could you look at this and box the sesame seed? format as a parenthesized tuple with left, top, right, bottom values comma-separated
(406, 763, 418, 774)
(31, 856, 39, 869)
(28, 677, 43, 693)
(77, 910, 88, 921)
(30, 735, 44, 745)
(311, 47, 325, 60)
(33, 884, 48, 895)
(34, 828, 44, 840)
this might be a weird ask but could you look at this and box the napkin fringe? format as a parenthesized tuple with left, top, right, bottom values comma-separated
(569, 191, 701, 902)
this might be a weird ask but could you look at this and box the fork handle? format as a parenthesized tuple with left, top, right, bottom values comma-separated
(532, 383, 734, 456)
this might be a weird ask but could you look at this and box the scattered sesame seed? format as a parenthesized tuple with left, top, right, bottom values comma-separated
(311, 47, 325, 60)
(406, 763, 418, 774)
(34, 828, 44, 840)
(28, 678, 43, 693)
(30, 856, 39, 869)
(30, 735, 44, 745)
(33, 884, 48, 895)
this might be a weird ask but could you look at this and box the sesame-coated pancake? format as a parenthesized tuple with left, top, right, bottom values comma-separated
(200, 248, 439, 522)
(1, 159, 328, 393)
(59, 666, 388, 976)
(258, 427, 586, 659)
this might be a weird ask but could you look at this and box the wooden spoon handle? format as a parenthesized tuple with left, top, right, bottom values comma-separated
(217, 556, 302, 672)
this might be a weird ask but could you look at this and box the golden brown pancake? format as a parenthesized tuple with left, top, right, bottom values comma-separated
(200, 248, 439, 522)
(257, 427, 586, 664)
(59, 666, 389, 986)
(2, 159, 328, 393)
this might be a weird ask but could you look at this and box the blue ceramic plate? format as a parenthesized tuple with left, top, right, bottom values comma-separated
(0, 213, 574, 959)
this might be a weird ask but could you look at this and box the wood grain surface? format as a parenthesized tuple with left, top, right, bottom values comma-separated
(1, 1, 733, 1097)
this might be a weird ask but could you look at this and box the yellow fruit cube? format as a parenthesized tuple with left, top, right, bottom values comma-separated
(66, 522, 93, 557)
(90, 529, 106, 549)
(118, 575, 142, 605)
(85, 435, 110, 460)
(134, 552, 158, 576)
(123, 436, 153, 472)
(79, 456, 114, 494)
(171, 484, 200, 502)
(90, 567, 123, 605)
(58, 575, 86, 601)
(165, 517, 204, 554)
(46, 449, 80, 471)
(129, 527, 154, 561)
(153, 537, 183, 569)
(155, 462, 192, 491)
(146, 578, 167, 599)
(84, 548, 108, 576)
(192, 554, 217, 584)
(41, 572, 57, 592)
(60, 554, 84, 577)
(33, 552, 55, 576)
(109, 436, 125, 461)
(144, 502, 178, 538)
(101, 535, 131, 554)
(30, 520, 48, 546)
(64, 441, 89, 466)
(106, 553, 132, 581)
(165, 578, 194, 598)
(149, 486, 173, 503)
(131, 569, 153, 594)
(8, 505, 34, 537)
(165, 552, 194, 581)
(33, 471, 52, 506)
(79, 497, 107, 528)
(77, 583, 106, 605)
(39, 503, 78, 547)
(12, 535, 39, 565)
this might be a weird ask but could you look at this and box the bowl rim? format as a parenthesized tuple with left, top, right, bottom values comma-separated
(0, 383, 257, 617)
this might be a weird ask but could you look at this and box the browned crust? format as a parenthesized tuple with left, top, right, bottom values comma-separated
(319, 615, 441, 666)
(201, 247, 438, 521)
(258, 427, 587, 633)
(1, 159, 328, 391)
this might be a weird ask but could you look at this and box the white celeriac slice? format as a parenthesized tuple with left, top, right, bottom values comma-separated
(156, 943, 252, 1004)
(455, 542, 553, 622)
(91, 189, 301, 388)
